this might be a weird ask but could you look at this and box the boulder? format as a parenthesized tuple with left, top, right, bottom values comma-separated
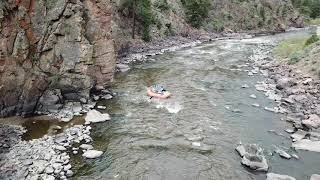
(79, 144, 93, 150)
(310, 174, 320, 180)
(292, 139, 320, 152)
(236, 144, 268, 172)
(302, 114, 320, 129)
(266, 173, 296, 180)
(290, 130, 308, 141)
(116, 63, 130, 72)
(276, 78, 297, 90)
(82, 150, 103, 159)
(85, 110, 110, 123)
(44, 175, 55, 180)
(54, 145, 66, 151)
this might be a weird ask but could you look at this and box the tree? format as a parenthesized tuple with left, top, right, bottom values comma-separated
(310, 0, 320, 18)
(120, 0, 154, 41)
(182, 0, 211, 28)
(291, 0, 320, 18)
(120, 0, 137, 39)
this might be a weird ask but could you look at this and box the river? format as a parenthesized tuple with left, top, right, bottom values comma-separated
(68, 29, 320, 180)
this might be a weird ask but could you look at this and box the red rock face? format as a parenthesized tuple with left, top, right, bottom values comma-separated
(0, 0, 116, 117)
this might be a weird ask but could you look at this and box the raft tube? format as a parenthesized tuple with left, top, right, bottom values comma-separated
(147, 88, 171, 99)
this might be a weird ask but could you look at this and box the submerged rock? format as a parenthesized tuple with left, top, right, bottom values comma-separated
(266, 173, 296, 180)
(252, 103, 260, 107)
(285, 129, 294, 134)
(85, 110, 111, 123)
(236, 143, 268, 172)
(275, 149, 291, 159)
(242, 84, 249, 88)
(82, 150, 103, 159)
(250, 94, 257, 99)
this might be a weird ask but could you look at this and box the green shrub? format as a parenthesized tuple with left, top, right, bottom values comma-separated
(212, 19, 224, 32)
(305, 35, 319, 46)
(181, 0, 211, 28)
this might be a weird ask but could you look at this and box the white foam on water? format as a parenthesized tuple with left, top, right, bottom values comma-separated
(152, 100, 183, 114)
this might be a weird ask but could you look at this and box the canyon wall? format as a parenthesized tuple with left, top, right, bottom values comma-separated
(0, 0, 116, 117)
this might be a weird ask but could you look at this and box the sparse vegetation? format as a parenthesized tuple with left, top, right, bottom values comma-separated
(273, 37, 308, 59)
(44, 0, 57, 10)
(64, 23, 72, 35)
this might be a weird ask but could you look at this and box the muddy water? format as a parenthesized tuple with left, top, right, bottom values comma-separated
(76, 30, 318, 180)
(0, 116, 84, 140)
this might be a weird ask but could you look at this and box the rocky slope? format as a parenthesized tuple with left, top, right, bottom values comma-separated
(205, 0, 304, 33)
(0, 0, 116, 117)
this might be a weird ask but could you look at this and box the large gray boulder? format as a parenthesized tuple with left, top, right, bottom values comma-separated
(85, 110, 111, 123)
(82, 150, 103, 159)
(292, 139, 320, 153)
(236, 143, 268, 172)
(302, 114, 320, 129)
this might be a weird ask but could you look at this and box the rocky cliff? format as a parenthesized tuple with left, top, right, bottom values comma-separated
(0, 0, 116, 117)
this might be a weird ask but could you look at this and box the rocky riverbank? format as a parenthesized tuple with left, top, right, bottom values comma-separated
(0, 107, 112, 180)
(235, 35, 320, 179)
(252, 42, 320, 153)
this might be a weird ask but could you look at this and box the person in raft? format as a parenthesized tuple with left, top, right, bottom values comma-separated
(147, 84, 171, 99)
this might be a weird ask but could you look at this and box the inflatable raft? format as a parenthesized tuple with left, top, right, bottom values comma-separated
(147, 88, 171, 99)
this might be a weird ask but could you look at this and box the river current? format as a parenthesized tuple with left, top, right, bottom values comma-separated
(73, 29, 320, 180)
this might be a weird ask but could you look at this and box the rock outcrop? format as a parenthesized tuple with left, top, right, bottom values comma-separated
(0, 0, 116, 117)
